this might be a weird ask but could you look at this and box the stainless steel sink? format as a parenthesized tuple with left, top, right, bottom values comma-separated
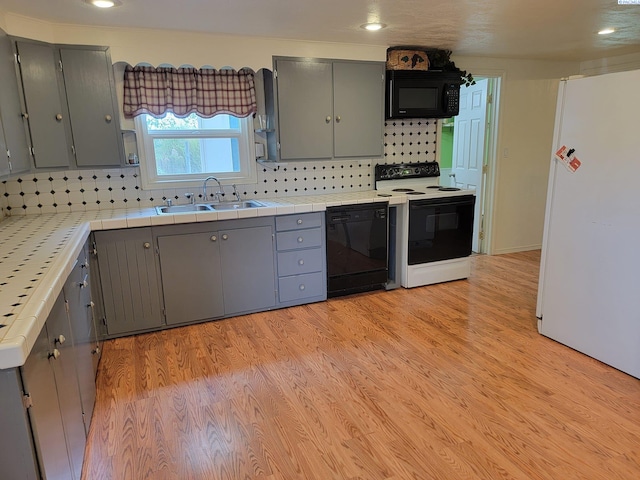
(209, 200, 266, 210)
(155, 204, 214, 214)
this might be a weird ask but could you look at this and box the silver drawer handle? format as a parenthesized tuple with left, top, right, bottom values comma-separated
(222, 234, 229, 241)
(105, 114, 112, 122)
(325, 116, 331, 123)
(297, 219, 303, 225)
(297, 237, 303, 243)
(55, 113, 63, 121)
(298, 259, 304, 265)
(299, 284, 305, 291)
(143, 242, 151, 249)
(210, 235, 217, 242)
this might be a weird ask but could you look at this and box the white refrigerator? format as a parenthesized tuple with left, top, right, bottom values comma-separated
(536, 69, 640, 379)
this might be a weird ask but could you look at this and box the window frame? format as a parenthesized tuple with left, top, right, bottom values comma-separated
(135, 113, 257, 190)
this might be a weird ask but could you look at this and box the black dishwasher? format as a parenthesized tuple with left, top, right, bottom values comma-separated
(326, 202, 388, 297)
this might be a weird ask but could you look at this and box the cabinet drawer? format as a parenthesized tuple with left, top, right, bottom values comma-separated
(277, 248, 323, 276)
(276, 212, 323, 231)
(276, 228, 322, 251)
(279, 272, 325, 303)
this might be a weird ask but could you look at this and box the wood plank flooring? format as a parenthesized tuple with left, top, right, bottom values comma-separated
(82, 251, 640, 479)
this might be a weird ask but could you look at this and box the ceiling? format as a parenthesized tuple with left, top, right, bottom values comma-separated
(2, 0, 640, 62)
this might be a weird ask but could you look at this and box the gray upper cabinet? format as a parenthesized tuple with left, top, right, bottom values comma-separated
(16, 40, 123, 169)
(0, 28, 30, 177)
(15, 40, 71, 169)
(274, 57, 384, 161)
(60, 47, 122, 167)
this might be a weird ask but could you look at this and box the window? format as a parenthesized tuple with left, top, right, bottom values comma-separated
(136, 112, 256, 190)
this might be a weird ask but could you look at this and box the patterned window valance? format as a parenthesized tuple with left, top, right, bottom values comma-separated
(123, 65, 257, 119)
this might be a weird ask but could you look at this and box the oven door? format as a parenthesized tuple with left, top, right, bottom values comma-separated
(408, 195, 475, 264)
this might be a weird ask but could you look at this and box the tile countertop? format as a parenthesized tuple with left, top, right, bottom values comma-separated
(0, 191, 403, 369)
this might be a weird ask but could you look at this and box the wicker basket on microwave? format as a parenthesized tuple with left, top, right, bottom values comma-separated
(386, 49, 429, 71)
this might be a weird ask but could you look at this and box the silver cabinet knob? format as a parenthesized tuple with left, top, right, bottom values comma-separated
(55, 113, 63, 121)
(21, 112, 28, 119)
(336, 115, 341, 123)
(210, 235, 217, 242)
(299, 284, 305, 291)
(55, 334, 66, 345)
(143, 242, 151, 249)
(298, 259, 304, 265)
(49, 349, 61, 360)
(92, 346, 101, 355)
(105, 114, 112, 122)
(222, 234, 229, 240)
(297, 236, 304, 243)
(325, 116, 332, 123)
(297, 219, 303, 225)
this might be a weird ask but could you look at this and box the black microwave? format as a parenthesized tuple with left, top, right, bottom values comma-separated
(385, 70, 462, 119)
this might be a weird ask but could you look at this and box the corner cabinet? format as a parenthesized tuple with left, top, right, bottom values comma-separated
(15, 40, 123, 169)
(94, 228, 164, 336)
(274, 57, 384, 161)
(0, 244, 100, 480)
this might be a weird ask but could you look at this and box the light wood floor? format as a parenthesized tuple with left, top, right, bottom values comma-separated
(83, 251, 640, 479)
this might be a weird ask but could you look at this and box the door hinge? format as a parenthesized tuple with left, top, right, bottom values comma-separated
(482, 164, 488, 174)
(487, 93, 493, 104)
(58, 59, 63, 72)
(22, 393, 32, 409)
(64, 300, 70, 313)
(15, 53, 20, 65)
(479, 230, 485, 240)
(273, 69, 277, 78)
(29, 146, 35, 157)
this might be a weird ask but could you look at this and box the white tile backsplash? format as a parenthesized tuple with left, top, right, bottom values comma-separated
(1, 119, 438, 216)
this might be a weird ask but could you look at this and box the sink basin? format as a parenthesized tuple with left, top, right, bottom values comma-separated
(209, 200, 266, 210)
(155, 204, 214, 214)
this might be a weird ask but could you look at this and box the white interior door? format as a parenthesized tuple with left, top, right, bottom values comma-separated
(452, 79, 488, 252)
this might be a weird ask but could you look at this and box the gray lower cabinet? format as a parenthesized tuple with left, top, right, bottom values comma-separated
(157, 231, 225, 325)
(155, 218, 277, 324)
(94, 227, 164, 336)
(275, 212, 327, 306)
(274, 57, 384, 161)
(0, 245, 99, 479)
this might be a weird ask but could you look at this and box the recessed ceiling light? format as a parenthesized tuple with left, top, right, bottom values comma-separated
(598, 28, 615, 35)
(85, 0, 121, 8)
(361, 23, 386, 31)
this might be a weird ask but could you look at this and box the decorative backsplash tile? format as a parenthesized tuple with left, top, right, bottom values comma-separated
(1, 120, 437, 216)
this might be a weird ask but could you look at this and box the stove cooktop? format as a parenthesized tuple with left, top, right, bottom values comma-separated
(375, 163, 472, 199)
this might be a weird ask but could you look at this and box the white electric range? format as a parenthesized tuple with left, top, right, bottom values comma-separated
(375, 162, 476, 288)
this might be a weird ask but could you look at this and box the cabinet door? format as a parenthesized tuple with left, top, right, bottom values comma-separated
(64, 253, 98, 436)
(16, 41, 71, 168)
(60, 47, 122, 167)
(158, 231, 225, 325)
(22, 307, 75, 480)
(95, 228, 164, 335)
(276, 59, 333, 160)
(48, 292, 86, 480)
(219, 225, 276, 314)
(333, 61, 384, 158)
(0, 369, 40, 480)
(0, 29, 30, 176)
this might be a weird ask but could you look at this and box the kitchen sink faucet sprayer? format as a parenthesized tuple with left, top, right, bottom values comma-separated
(203, 176, 222, 202)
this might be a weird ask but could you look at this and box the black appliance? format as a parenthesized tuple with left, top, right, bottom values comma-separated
(326, 203, 388, 297)
(385, 70, 461, 119)
(408, 195, 475, 264)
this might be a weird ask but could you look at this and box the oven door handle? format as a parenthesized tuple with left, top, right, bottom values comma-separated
(410, 198, 475, 210)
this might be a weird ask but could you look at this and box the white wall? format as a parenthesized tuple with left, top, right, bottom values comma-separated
(2, 13, 581, 254)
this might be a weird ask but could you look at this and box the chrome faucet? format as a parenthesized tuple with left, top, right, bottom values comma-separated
(232, 184, 241, 201)
(202, 176, 222, 202)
